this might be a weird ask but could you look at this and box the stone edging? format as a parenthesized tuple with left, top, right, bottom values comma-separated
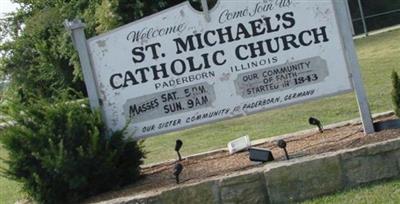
(96, 127, 400, 204)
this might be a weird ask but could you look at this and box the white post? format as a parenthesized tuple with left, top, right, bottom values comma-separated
(64, 19, 100, 110)
(333, 0, 375, 135)
(201, 0, 211, 22)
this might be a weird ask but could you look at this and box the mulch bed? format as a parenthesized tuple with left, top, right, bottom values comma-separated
(86, 114, 400, 203)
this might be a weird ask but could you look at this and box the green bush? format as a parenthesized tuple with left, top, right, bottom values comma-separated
(393, 71, 400, 117)
(0, 95, 145, 204)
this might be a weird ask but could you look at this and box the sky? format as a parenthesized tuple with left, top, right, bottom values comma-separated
(0, 0, 19, 18)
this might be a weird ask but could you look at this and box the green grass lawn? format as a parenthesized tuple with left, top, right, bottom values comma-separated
(0, 29, 399, 204)
(0, 146, 25, 204)
(303, 179, 400, 204)
(143, 29, 400, 164)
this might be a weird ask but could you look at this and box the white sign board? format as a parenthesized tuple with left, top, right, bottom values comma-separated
(87, 0, 354, 139)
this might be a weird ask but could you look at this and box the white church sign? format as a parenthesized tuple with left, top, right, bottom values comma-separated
(66, 0, 374, 139)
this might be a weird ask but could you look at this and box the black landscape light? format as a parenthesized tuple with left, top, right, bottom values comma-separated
(309, 117, 323, 133)
(173, 163, 183, 184)
(277, 139, 290, 160)
(175, 139, 183, 161)
(248, 147, 274, 163)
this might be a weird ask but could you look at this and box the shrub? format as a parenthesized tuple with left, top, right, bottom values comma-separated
(393, 71, 400, 117)
(0, 95, 145, 204)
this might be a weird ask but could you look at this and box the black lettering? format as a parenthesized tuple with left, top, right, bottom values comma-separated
(235, 23, 251, 40)
(145, 43, 162, 60)
(249, 18, 266, 37)
(216, 26, 235, 44)
(249, 41, 267, 58)
(263, 17, 280, 33)
(109, 73, 123, 89)
(282, 12, 296, 29)
(201, 53, 212, 69)
(265, 38, 280, 53)
(187, 56, 203, 72)
(132, 47, 145, 63)
(171, 59, 186, 75)
(151, 63, 170, 80)
(204, 30, 217, 46)
(299, 30, 313, 46)
(213, 50, 226, 65)
(194, 33, 205, 49)
(173, 35, 196, 54)
(123, 71, 139, 87)
(312, 26, 329, 43)
(235, 45, 249, 60)
(135, 67, 150, 83)
(281, 34, 300, 50)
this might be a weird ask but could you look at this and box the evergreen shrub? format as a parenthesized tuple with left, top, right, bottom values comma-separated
(0, 95, 145, 204)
